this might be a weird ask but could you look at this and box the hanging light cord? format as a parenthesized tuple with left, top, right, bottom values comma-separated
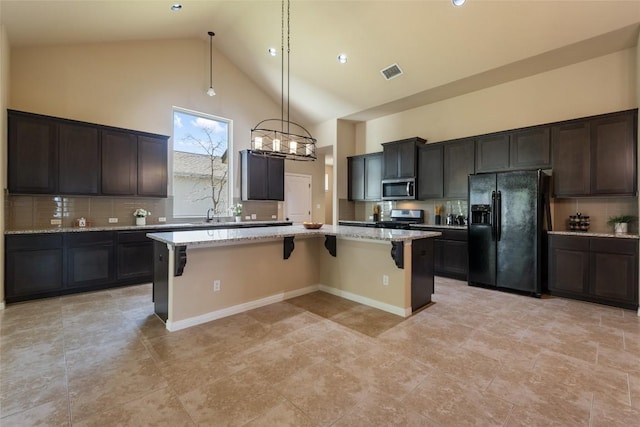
(209, 31, 214, 89)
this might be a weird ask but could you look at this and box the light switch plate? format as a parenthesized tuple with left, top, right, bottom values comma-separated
(251, 214, 257, 220)
(158, 217, 166, 223)
(272, 215, 277, 219)
(50, 219, 62, 225)
(108, 218, 118, 223)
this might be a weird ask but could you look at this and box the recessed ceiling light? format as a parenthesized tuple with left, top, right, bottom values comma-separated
(452, 0, 466, 6)
(268, 48, 277, 56)
(337, 54, 348, 64)
(171, 4, 182, 11)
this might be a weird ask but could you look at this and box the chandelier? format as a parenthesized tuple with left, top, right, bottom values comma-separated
(250, 0, 317, 161)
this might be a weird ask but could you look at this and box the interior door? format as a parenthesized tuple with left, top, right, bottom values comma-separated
(285, 173, 312, 224)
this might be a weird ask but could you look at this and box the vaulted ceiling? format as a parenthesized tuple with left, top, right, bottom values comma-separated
(1, 1, 639, 125)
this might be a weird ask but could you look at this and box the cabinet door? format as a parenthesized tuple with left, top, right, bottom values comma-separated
(364, 154, 383, 201)
(590, 252, 637, 304)
(548, 236, 589, 294)
(241, 151, 268, 200)
(418, 144, 443, 199)
(5, 234, 64, 302)
(267, 156, 285, 201)
(398, 142, 417, 178)
(510, 126, 551, 170)
(101, 129, 137, 195)
(551, 121, 590, 196)
(441, 240, 469, 280)
(475, 134, 509, 173)
(117, 242, 154, 281)
(8, 112, 57, 193)
(58, 122, 99, 195)
(383, 144, 400, 179)
(66, 244, 114, 288)
(348, 156, 365, 201)
(444, 139, 475, 199)
(590, 112, 636, 196)
(138, 135, 168, 197)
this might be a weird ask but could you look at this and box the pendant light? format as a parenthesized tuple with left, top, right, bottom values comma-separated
(206, 31, 216, 96)
(250, 0, 317, 161)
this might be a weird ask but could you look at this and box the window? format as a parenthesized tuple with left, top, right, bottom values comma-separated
(172, 108, 232, 218)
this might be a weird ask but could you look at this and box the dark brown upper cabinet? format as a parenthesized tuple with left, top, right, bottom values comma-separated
(475, 126, 550, 173)
(382, 137, 425, 179)
(101, 129, 138, 196)
(138, 135, 168, 197)
(8, 110, 168, 197)
(417, 144, 443, 199)
(58, 122, 100, 195)
(509, 126, 551, 170)
(8, 111, 58, 194)
(590, 112, 636, 195)
(240, 150, 285, 201)
(444, 138, 475, 199)
(348, 152, 383, 201)
(552, 109, 636, 197)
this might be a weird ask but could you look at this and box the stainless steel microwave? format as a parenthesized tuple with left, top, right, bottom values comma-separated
(381, 177, 416, 200)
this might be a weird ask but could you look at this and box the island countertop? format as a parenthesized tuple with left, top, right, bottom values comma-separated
(147, 224, 441, 248)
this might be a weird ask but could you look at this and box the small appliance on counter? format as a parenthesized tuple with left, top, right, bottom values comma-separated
(375, 209, 424, 229)
(569, 213, 590, 231)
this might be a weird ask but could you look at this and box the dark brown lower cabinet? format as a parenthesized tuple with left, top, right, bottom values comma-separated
(117, 231, 154, 282)
(64, 232, 115, 288)
(416, 227, 468, 280)
(5, 234, 63, 303)
(548, 234, 638, 310)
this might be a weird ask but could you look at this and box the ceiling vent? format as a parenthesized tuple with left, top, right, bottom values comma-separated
(380, 63, 403, 80)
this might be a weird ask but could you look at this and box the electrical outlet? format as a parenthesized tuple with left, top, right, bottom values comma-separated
(382, 275, 389, 286)
(50, 219, 62, 225)
(158, 217, 166, 223)
(251, 214, 257, 220)
(272, 215, 277, 219)
(213, 280, 221, 292)
(108, 217, 118, 223)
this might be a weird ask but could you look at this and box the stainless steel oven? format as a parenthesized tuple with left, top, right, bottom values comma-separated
(381, 177, 416, 200)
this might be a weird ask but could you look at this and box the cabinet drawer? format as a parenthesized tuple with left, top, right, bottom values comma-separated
(590, 238, 638, 255)
(6, 233, 63, 250)
(549, 235, 589, 251)
(441, 229, 467, 241)
(117, 230, 152, 243)
(64, 231, 115, 246)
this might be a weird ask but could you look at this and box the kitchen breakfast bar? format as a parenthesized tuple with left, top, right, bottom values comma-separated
(147, 225, 441, 331)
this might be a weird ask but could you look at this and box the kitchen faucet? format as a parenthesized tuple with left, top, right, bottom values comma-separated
(206, 208, 214, 222)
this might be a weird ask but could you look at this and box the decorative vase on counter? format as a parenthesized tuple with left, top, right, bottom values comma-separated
(614, 222, 628, 235)
(235, 216, 241, 223)
(136, 217, 146, 226)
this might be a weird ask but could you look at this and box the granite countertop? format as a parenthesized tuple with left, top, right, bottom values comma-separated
(147, 224, 442, 248)
(337, 220, 467, 230)
(4, 220, 292, 235)
(547, 230, 640, 239)
(410, 224, 467, 230)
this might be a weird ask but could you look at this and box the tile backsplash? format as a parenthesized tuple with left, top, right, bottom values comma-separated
(552, 197, 639, 234)
(4, 195, 280, 230)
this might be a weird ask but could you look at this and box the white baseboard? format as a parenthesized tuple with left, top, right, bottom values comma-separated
(318, 285, 411, 317)
(166, 284, 319, 332)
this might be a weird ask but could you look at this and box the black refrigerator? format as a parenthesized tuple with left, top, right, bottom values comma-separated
(468, 170, 549, 296)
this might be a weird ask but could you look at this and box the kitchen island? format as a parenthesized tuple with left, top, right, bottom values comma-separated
(147, 225, 441, 331)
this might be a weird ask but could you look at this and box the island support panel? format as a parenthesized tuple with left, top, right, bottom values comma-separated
(165, 238, 321, 330)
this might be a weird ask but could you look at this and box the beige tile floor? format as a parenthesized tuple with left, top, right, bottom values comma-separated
(1, 277, 639, 426)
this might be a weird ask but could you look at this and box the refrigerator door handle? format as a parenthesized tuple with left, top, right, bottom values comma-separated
(496, 190, 502, 241)
(491, 191, 497, 240)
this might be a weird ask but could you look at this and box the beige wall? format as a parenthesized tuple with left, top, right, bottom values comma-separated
(9, 38, 286, 201)
(362, 48, 637, 151)
(0, 24, 9, 305)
